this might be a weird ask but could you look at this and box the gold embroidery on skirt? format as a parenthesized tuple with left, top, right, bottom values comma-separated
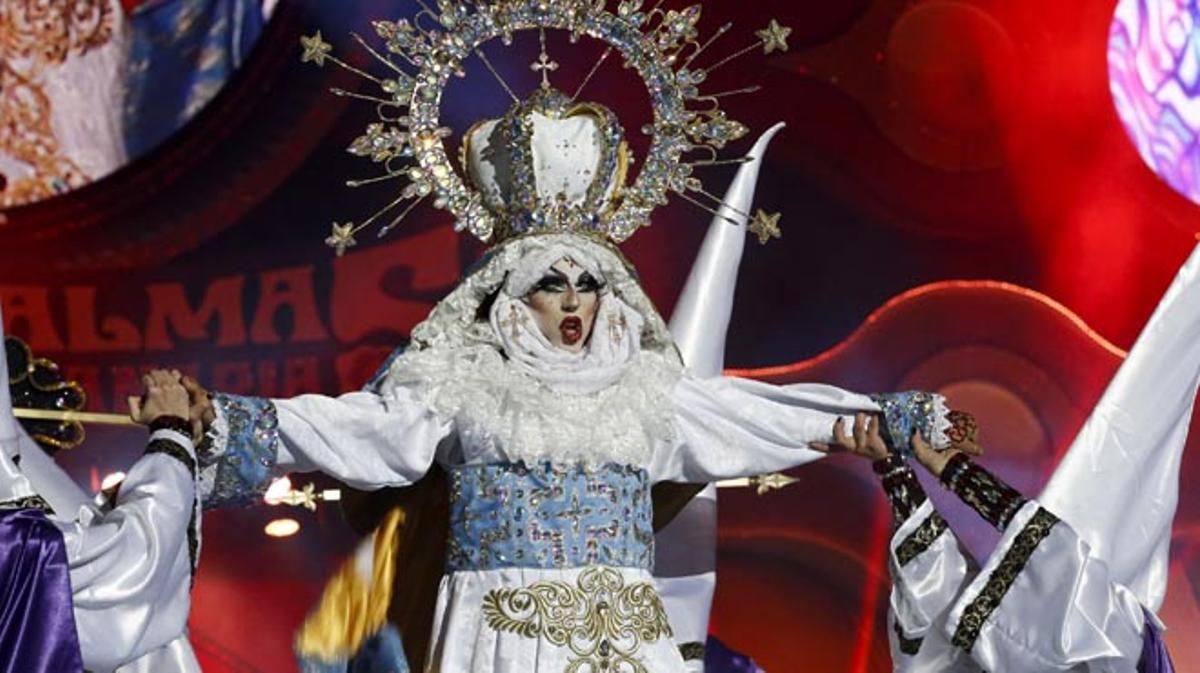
(482, 566, 673, 672)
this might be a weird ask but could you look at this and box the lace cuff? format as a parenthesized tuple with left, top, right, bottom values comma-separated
(870, 391, 952, 458)
(197, 393, 280, 510)
(941, 454, 1027, 530)
(873, 454, 928, 526)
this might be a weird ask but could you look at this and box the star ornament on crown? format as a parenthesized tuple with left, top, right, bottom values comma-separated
(302, 0, 791, 255)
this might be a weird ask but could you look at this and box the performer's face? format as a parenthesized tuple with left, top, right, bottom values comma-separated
(524, 258, 602, 352)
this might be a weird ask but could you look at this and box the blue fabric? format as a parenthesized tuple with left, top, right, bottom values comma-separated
(446, 462, 654, 572)
(123, 0, 265, 158)
(296, 624, 409, 673)
(0, 508, 83, 673)
(704, 636, 766, 673)
(362, 345, 408, 393)
(202, 393, 280, 509)
(870, 391, 941, 459)
(1140, 612, 1175, 673)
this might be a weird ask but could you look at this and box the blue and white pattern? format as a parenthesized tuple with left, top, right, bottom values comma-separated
(870, 391, 947, 459)
(198, 393, 279, 509)
(446, 461, 654, 572)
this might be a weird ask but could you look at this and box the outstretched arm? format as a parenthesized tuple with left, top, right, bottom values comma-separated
(183, 373, 453, 509)
(651, 373, 958, 483)
(820, 415, 979, 671)
(910, 436, 1156, 673)
(63, 371, 200, 671)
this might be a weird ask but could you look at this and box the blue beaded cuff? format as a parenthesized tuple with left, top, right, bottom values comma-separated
(199, 393, 280, 509)
(871, 391, 945, 459)
(446, 462, 655, 572)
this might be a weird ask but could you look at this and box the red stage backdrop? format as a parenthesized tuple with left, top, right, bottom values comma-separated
(2, 1, 1199, 671)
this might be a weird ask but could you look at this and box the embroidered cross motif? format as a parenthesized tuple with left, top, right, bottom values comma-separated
(500, 303, 527, 339)
(608, 311, 627, 343)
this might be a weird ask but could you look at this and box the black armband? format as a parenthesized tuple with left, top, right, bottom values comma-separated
(149, 415, 193, 438)
(145, 438, 197, 478)
(873, 453, 927, 526)
(940, 453, 1027, 530)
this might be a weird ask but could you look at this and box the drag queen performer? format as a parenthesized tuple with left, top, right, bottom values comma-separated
(0, 306, 203, 672)
(192, 224, 970, 672)
(819, 242, 1200, 672)
(184, 5, 980, 671)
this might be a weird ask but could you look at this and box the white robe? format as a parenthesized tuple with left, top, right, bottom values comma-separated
(205, 353, 911, 673)
(886, 498, 1151, 673)
(0, 428, 201, 673)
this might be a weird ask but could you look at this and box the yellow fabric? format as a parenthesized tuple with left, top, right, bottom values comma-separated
(294, 470, 702, 669)
(293, 507, 406, 661)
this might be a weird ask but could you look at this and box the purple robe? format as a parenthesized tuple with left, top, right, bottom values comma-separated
(0, 508, 82, 673)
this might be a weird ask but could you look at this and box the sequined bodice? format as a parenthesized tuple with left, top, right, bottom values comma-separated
(445, 461, 654, 572)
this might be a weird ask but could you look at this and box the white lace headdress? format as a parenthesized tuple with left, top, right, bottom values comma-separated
(378, 233, 681, 466)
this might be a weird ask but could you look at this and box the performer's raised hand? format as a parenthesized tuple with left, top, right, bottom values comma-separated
(128, 369, 190, 425)
(911, 431, 961, 477)
(181, 375, 214, 439)
(809, 413, 891, 461)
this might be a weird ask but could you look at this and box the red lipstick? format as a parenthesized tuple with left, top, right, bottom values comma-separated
(559, 316, 583, 345)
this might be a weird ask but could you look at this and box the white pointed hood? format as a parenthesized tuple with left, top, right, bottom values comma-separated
(0, 303, 38, 502)
(1040, 242, 1200, 611)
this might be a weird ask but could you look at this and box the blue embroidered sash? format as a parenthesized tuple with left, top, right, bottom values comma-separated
(446, 462, 654, 572)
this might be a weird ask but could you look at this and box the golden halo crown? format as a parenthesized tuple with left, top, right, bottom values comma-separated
(463, 88, 631, 244)
(302, 0, 792, 255)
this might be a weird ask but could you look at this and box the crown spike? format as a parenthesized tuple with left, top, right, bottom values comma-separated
(687, 155, 754, 167)
(346, 171, 405, 188)
(376, 195, 428, 238)
(705, 85, 763, 99)
(702, 19, 792, 77)
(571, 46, 612, 102)
(475, 48, 521, 104)
(350, 32, 412, 76)
(690, 184, 753, 220)
(353, 191, 421, 240)
(675, 190, 741, 227)
(681, 21, 732, 69)
(330, 88, 400, 107)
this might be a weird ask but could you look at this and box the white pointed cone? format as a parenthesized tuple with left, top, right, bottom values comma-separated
(0, 302, 17, 442)
(658, 124, 786, 670)
(0, 302, 91, 512)
(1039, 242, 1200, 611)
(669, 122, 785, 377)
(0, 303, 37, 501)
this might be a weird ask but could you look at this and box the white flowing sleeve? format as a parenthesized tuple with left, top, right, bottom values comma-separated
(886, 499, 977, 672)
(941, 500, 1150, 672)
(651, 374, 883, 482)
(63, 429, 200, 673)
(199, 385, 453, 508)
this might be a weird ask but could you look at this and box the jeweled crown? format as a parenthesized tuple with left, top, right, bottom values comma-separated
(302, 0, 793, 254)
(464, 88, 629, 242)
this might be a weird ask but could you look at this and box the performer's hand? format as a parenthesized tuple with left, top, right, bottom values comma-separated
(809, 413, 890, 461)
(181, 376, 214, 439)
(945, 410, 984, 457)
(912, 432, 961, 477)
(128, 370, 189, 425)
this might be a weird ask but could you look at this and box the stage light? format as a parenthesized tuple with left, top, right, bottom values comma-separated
(264, 518, 300, 538)
(1110, 0, 1200, 206)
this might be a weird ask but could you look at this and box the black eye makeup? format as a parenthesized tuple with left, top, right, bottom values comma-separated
(576, 272, 603, 293)
(532, 274, 567, 293)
